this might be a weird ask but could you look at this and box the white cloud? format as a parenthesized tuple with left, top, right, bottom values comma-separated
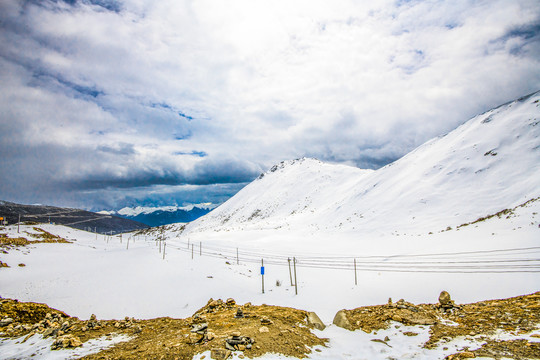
(0, 0, 539, 209)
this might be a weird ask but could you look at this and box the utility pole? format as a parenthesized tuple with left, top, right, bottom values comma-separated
(17, 214, 20, 233)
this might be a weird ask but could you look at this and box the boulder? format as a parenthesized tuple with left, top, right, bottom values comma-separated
(332, 310, 352, 330)
(439, 291, 452, 307)
(52, 335, 82, 349)
(306, 312, 326, 331)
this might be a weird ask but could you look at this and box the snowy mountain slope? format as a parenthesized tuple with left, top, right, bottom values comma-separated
(184, 91, 540, 236)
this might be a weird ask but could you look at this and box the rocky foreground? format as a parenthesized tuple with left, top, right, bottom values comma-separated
(0, 292, 539, 359)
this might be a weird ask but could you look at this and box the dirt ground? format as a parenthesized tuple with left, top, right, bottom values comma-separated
(1, 293, 539, 359)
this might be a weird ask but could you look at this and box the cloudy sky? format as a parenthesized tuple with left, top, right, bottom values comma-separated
(1, 0, 539, 211)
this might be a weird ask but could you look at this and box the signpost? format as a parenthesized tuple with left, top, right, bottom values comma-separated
(261, 259, 265, 294)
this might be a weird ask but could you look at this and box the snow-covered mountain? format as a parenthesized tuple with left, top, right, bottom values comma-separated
(184, 91, 540, 237)
(99, 203, 217, 227)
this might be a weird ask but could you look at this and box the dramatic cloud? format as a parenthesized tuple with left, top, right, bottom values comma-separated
(0, 0, 539, 210)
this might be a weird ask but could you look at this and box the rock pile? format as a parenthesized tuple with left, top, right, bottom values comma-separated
(51, 334, 82, 349)
(438, 290, 459, 312)
(224, 330, 254, 352)
(200, 298, 239, 314)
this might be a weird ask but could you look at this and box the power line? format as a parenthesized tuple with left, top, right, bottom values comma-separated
(163, 240, 540, 274)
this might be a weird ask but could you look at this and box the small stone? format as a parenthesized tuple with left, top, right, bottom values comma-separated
(89, 314, 97, 321)
(259, 326, 269, 333)
(81, 326, 87, 332)
(191, 322, 208, 333)
(210, 348, 231, 360)
(392, 315, 402, 322)
(238, 344, 246, 351)
(206, 331, 215, 340)
(226, 298, 236, 306)
(459, 351, 476, 358)
(0, 318, 14, 327)
(260, 316, 273, 325)
(403, 331, 418, 337)
(188, 332, 204, 344)
(231, 331, 241, 337)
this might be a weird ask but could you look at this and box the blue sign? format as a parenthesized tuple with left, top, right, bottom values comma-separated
(261, 266, 265, 275)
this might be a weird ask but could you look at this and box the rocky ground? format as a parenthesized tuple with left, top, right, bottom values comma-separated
(334, 291, 540, 359)
(0, 292, 539, 359)
(0, 297, 327, 360)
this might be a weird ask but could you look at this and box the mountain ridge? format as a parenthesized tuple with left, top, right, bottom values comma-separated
(0, 200, 148, 234)
(183, 91, 540, 236)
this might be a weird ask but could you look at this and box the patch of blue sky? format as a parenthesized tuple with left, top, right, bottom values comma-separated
(174, 151, 208, 157)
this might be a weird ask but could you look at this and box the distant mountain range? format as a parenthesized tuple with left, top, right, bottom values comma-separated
(99, 204, 217, 227)
(0, 201, 148, 234)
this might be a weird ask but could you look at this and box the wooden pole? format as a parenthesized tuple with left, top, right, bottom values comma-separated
(236, 247, 239, 264)
(354, 258, 357, 286)
(200, 241, 202, 256)
(159, 239, 161, 253)
(293, 257, 298, 295)
(18, 214, 20, 233)
(261, 259, 265, 294)
(191, 244, 194, 259)
(126, 236, 129, 250)
(163, 243, 166, 260)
